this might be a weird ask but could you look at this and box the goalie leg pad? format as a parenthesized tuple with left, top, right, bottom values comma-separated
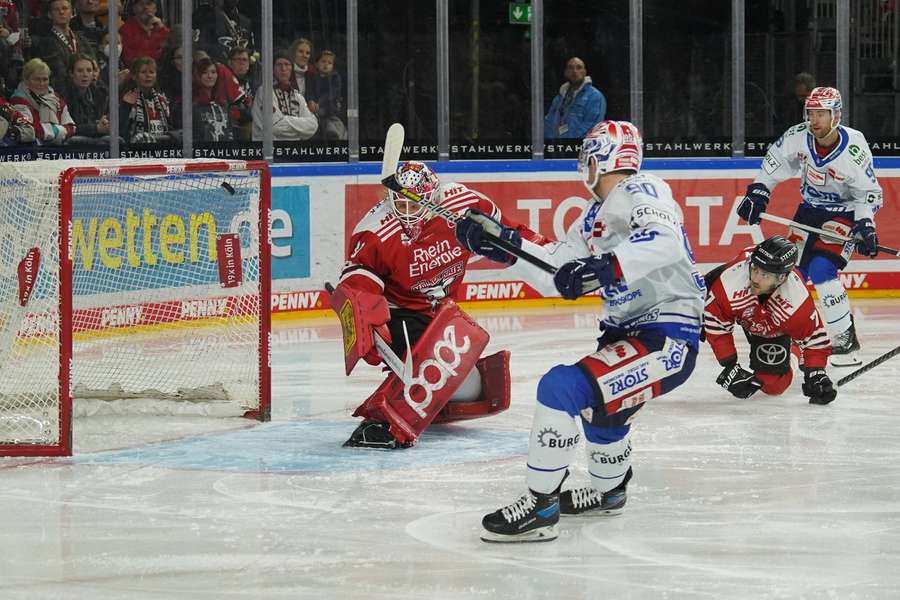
(431, 350, 511, 424)
(350, 301, 489, 444)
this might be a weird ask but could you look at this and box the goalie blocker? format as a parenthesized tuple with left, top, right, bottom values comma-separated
(331, 292, 511, 446)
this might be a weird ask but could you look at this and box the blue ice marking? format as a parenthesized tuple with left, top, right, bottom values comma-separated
(75, 420, 528, 473)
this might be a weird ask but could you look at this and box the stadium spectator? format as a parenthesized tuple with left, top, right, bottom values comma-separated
(11, 57, 74, 144)
(38, 0, 94, 89)
(251, 48, 316, 141)
(62, 52, 111, 144)
(543, 56, 606, 139)
(119, 55, 178, 144)
(288, 37, 313, 98)
(119, 0, 169, 65)
(195, 0, 254, 64)
(776, 71, 816, 131)
(70, 0, 105, 55)
(226, 46, 255, 140)
(307, 50, 345, 141)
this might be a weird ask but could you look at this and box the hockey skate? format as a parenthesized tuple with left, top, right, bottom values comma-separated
(829, 316, 862, 367)
(481, 490, 560, 543)
(343, 419, 413, 449)
(560, 467, 632, 516)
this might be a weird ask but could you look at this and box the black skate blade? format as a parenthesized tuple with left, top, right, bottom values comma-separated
(480, 524, 559, 543)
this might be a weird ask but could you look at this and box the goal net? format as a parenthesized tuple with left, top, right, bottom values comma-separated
(0, 159, 271, 456)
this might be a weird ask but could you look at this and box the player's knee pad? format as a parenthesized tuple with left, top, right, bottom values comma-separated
(526, 402, 580, 494)
(807, 255, 839, 285)
(432, 350, 511, 424)
(792, 206, 854, 271)
(351, 301, 489, 444)
(757, 371, 793, 396)
(535, 363, 595, 416)
(584, 431, 632, 493)
(577, 336, 694, 428)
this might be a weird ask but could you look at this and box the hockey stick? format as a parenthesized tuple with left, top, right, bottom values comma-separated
(759, 213, 900, 257)
(325, 282, 411, 384)
(836, 343, 900, 387)
(381, 123, 405, 179)
(380, 174, 559, 275)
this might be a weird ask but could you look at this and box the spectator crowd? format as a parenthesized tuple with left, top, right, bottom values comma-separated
(0, 0, 348, 148)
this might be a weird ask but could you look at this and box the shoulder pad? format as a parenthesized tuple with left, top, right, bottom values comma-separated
(772, 272, 811, 309)
(353, 200, 395, 235)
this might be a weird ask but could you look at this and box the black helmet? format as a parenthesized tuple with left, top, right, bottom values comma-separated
(750, 235, 799, 275)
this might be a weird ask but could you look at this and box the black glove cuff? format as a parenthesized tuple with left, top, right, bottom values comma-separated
(718, 355, 738, 368)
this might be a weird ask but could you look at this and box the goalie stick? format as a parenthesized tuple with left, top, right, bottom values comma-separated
(836, 343, 900, 388)
(759, 213, 900, 257)
(380, 173, 559, 275)
(381, 122, 405, 179)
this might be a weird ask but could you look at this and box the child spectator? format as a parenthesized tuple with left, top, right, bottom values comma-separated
(307, 50, 345, 141)
(11, 57, 74, 144)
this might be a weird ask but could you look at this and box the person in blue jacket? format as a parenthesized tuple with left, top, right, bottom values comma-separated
(544, 57, 606, 139)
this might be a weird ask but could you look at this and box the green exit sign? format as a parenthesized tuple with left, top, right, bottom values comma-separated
(509, 2, 531, 25)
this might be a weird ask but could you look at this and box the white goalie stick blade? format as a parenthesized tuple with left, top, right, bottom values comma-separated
(480, 524, 560, 544)
(373, 332, 412, 386)
(401, 321, 414, 385)
(381, 123, 405, 179)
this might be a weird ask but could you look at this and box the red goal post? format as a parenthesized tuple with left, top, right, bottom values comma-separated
(0, 159, 272, 457)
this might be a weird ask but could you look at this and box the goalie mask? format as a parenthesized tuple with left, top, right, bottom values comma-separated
(804, 87, 842, 136)
(388, 161, 439, 240)
(578, 120, 643, 198)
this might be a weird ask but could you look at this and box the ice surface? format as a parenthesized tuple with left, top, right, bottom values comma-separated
(1, 299, 899, 599)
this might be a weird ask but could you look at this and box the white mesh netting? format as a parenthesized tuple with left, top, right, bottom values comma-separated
(0, 159, 267, 454)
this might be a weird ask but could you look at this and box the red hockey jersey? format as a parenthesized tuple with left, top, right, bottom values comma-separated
(339, 183, 530, 313)
(704, 248, 831, 369)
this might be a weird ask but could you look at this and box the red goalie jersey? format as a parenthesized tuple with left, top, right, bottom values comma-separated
(340, 183, 534, 312)
(704, 247, 832, 370)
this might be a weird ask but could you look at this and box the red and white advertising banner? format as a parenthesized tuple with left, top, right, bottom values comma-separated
(273, 171, 900, 315)
(340, 175, 900, 296)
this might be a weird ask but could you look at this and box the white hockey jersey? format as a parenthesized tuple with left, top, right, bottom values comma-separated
(515, 173, 706, 347)
(755, 123, 883, 221)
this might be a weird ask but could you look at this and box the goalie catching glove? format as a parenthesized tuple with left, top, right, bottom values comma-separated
(455, 209, 522, 264)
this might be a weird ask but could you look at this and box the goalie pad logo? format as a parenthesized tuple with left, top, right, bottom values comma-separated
(404, 325, 471, 418)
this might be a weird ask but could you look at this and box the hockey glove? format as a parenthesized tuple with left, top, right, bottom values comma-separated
(802, 368, 837, 405)
(455, 209, 522, 265)
(851, 218, 879, 258)
(553, 254, 617, 300)
(716, 361, 763, 399)
(737, 183, 770, 225)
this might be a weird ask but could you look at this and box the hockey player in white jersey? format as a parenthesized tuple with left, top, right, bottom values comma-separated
(737, 87, 883, 366)
(453, 120, 706, 542)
